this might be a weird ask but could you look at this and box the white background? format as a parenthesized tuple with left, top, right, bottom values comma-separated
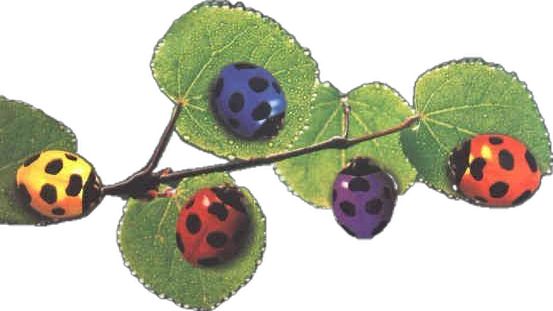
(1, 0, 552, 310)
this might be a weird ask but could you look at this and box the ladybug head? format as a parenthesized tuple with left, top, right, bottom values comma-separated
(449, 139, 471, 187)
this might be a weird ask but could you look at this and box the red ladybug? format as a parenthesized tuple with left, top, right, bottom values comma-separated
(449, 134, 541, 207)
(176, 186, 250, 267)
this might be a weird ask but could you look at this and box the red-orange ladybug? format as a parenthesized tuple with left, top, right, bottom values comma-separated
(449, 134, 541, 207)
(176, 186, 250, 267)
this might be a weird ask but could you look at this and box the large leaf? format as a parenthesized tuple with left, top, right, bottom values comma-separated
(0, 96, 77, 225)
(152, 1, 318, 160)
(118, 173, 266, 310)
(276, 82, 417, 208)
(401, 58, 552, 196)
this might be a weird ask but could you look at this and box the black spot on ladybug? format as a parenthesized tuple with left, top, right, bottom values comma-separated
(450, 140, 471, 185)
(82, 170, 102, 216)
(186, 214, 202, 234)
(176, 233, 185, 254)
(66, 174, 83, 196)
(211, 187, 247, 213)
(233, 228, 249, 246)
(383, 187, 393, 200)
(197, 257, 221, 267)
(348, 177, 370, 192)
(228, 118, 240, 128)
(45, 159, 63, 175)
(52, 207, 65, 216)
(249, 77, 269, 93)
(65, 153, 78, 161)
(340, 224, 357, 237)
(469, 158, 486, 181)
(489, 136, 504, 145)
(23, 153, 41, 167)
(489, 182, 509, 198)
(16, 184, 32, 206)
(474, 196, 488, 203)
(365, 199, 383, 215)
(228, 93, 244, 113)
(512, 190, 533, 206)
(499, 150, 514, 171)
(525, 150, 538, 172)
(213, 78, 224, 99)
(252, 101, 272, 121)
(40, 184, 57, 204)
(208, 202, 228, 221)
(332, 189, 337, 203)
(252, 113, 284, 139)
(372, 220, 389, 237)
(234, 62, 257, 70)
(342, 158, 380, 176)
(206, 231, 228, 248)
(272, 81, 282, 94)
(184, 198, 195, 209)
(339, 201, 356, 217)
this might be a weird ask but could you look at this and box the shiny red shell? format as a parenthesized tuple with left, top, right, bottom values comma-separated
(176, 186, 250, 267)
(450, 134, 541, 207)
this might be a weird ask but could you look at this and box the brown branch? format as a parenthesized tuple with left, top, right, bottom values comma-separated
(102, 109, 420, 198)
(159, 114, 420, 183)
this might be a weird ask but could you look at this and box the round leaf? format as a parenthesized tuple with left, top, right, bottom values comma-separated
(276, 82, 417, 208)
(151, 1, 318, 160)
(118, 173, 266, 310)
(0, 96, 77, 225)
(401, 58, 552, 196)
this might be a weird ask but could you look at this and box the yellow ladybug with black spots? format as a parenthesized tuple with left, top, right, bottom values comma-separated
(15, 150, 103, 220)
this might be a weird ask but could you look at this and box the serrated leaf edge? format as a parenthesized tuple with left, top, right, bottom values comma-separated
(0, 95, 78, 226)
(274, 81, 418, 210)
(150, 0, 321, 161)
(116, 184, 267, 311)
(409, 57, 553, 200)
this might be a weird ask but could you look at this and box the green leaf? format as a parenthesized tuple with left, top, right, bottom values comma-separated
(151, 1, 318, 160)
(275, 82, 417, 208)
(118, 173, 266, 310)
(401, 58, 552, 196)
(0, 96, 77, 225)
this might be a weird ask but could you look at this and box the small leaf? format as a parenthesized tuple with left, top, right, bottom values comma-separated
(152, 1, 318, 160)
(118, 173, 266, 310)
(401, 58, 552, 196)
(0, 96, 77, 225)
(276, 83, 417, 208)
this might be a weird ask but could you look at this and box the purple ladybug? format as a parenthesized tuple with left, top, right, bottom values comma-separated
(332, 158, 398, 239)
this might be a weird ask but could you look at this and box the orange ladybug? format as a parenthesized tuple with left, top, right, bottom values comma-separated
(176, 186, 250, 267)
(16, 150, 103, 220)
(449, 134, 541, 207)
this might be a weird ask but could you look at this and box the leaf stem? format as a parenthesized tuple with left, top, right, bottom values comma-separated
(101, 104, 182, 198)
(102, 107, 420, 198)
(159, 114, 420, 183)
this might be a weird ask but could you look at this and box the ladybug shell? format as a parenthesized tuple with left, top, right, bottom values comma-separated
(176, 186, 250, 267)
(332, 158, 398, 239)
(450, 134, 541, 207)
(15, 150, 102, 220)
(211, 62, 287, 140)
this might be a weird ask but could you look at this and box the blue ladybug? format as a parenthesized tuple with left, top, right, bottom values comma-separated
(211, 62, 287, 139)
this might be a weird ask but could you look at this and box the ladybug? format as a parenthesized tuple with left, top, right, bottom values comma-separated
(176, 186, 250, 267)
(449, 134, 541, 207)
(15, 150, 103, 220)
(210, 62, 287, 139)
(332, 158, 398, 239)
